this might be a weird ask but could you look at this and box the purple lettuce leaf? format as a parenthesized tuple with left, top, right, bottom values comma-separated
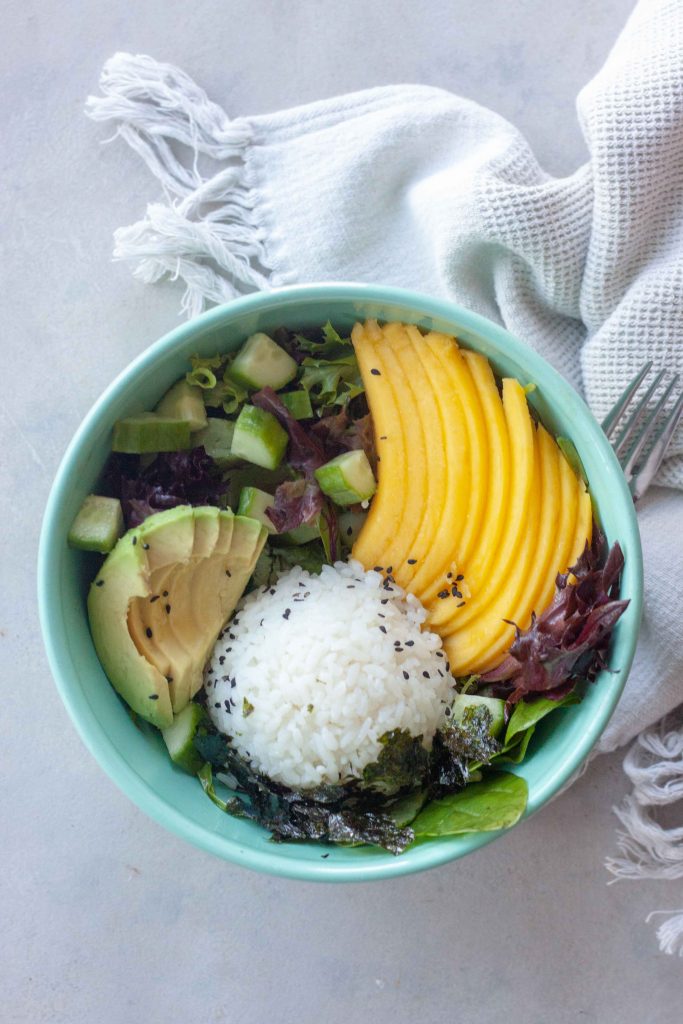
(266, 478, 325, 534)
(480, 532, 629, 715)
(111, 448, 228, 528)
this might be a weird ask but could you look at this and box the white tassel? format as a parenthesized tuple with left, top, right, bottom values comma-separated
(645, 911, 683, 956)
(86, 53, 277, 314)
(605, 712, 683, 954)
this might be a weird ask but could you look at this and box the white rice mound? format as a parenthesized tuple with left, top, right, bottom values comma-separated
(205, 560, 453, 790)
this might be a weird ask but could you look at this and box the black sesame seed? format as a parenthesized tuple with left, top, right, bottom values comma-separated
(447, 572, 453, 579)
(394, 640, 401, 646)
(451, 587, 460, 597)
(298, 581, 306, 587)
(224, 699, 231, 709)
(381, 599, 389, 605)
(207, 667, 214, 675)
(145, 627, 153, 639)
(395, 646, 403, 653)
(456, 574, 464, 581)
(405, 640, 414, 647)
(214, 702, 221, 708)
(283, 608, 291, 620)
(221, 674, 229, 682)
(373, 566, 383, 573)
(230, 678, 237, 689)
(436, 651, 444, 658)
(165, 603, 171, 614)
(148, 694, 159, 700)
(132, 536, 137, 546)
(403, 670, 409, 680)
(150, 594, 159, 603)
(142, 542, 150, 550)
(225, 569, 231, 577)
(457, 601, 466, 607)
(379, 435, 387, 440)
(219, 656, 225, 665)
(407, 558, 417, 565)
(438, 589, 449, 599)
(95, 579, 105, 587)
(378, 613, 385, 618)
(386, 566, 393, 574)
(423, 671, 430, 679)
(346, 526, 353, 536)
(165, 675, 173, 683)
(346, 585, 355, 589)
(370, 368, 381, 376)
(226, 647, 232, 653)
(445, 706, 451, 716)
(163, 590, 169, 597)
(379, 625, 387, 634)
(269, 588, 276, 596)
(321, 853, 330, 859)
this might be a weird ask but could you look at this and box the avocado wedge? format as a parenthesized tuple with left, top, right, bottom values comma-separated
(87, 505, 268, 728)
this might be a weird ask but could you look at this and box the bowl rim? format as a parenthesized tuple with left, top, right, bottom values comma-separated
(38, 282, 643, 881)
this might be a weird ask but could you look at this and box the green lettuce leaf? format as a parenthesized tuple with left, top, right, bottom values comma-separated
(411, 772, 528, 839)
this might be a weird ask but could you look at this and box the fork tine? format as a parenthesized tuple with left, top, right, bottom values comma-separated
(622, 374, 680, 477)
(631, 390, 683, 501)
(614, 369, 667, 458)
(601, 361, 653, 439)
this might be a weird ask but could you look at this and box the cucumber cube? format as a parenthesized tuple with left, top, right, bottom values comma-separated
(237, 486, 277, 534)
(314, 450, 376, 506)
(193, 417, 239, 467)
(67, 495, 125, 553)
(112, 414, 192, 454)
(338, 508, 367, 547)
(161, 702, 207, 774)
(281, 523, 319, 544)
(155, 379, 208, 432)
(450, 694, 506, 738)
(231, 405, 288, 470)
(280, 389, 313, 420)
(230, 333, 297, 391)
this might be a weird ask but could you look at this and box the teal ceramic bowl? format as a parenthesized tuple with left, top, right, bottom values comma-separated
(38, 283, 642, 881)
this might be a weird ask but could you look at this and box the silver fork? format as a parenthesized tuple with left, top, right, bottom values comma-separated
(601, 362, 683, 501)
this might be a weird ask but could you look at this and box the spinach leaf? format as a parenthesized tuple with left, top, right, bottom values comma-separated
(412, 772, 528, 839)
(503, 690, 580, 749)
(385, 789, 429, 828)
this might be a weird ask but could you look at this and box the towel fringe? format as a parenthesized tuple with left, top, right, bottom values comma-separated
(605, 712, 683, 954)
(86, 52, 276, 316)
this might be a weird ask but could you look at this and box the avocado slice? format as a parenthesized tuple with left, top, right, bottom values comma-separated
(87, 505, 268, 728)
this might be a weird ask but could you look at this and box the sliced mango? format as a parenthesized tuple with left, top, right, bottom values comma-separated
(351, 320, 593, 678)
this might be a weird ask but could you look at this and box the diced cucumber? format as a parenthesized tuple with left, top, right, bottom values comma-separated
(281, 522, 319, 545)
(155, 379, 208, 432)
(237, 486, 277, 534)
(314, 450, 376, 506)
(230, 333, 297, 391)
(67, 495, 124, 553)
(280, 389, 313, 420)
(161, 702, 207, 774)
(112, 414, 191, 454)
(450, 694, 506, 738)
(193, 417, 239, 467)
(231, 405, 288, 470)
(338, 508, 367, 547)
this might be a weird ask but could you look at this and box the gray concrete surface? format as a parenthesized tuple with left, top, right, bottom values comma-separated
(3, 1, 681, 1022)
